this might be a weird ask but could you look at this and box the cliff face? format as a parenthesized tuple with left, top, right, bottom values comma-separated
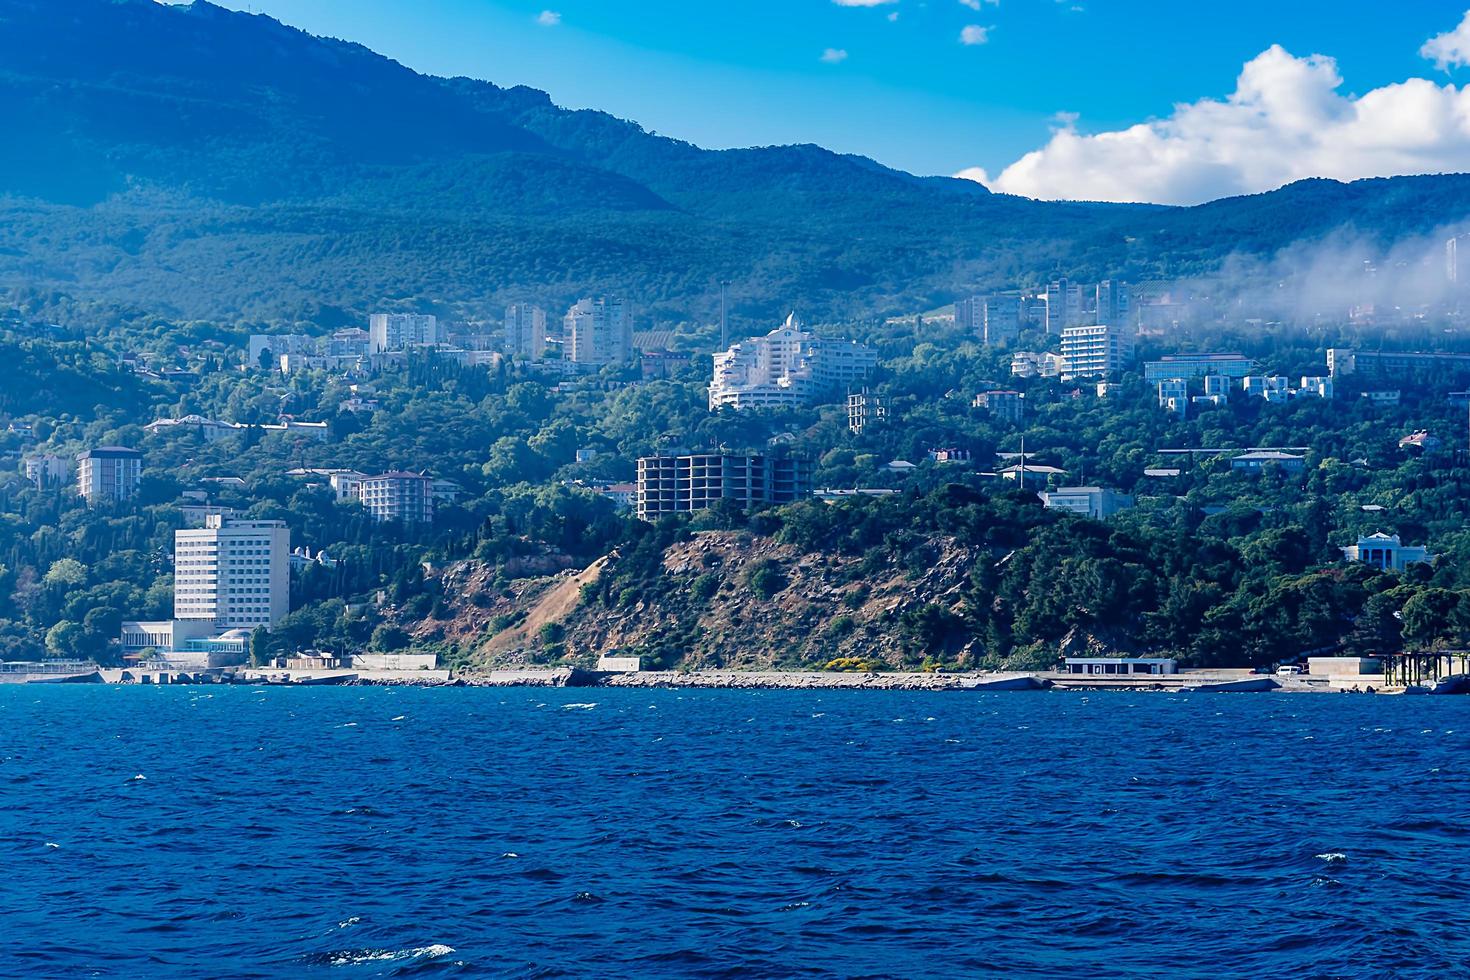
(439, 530, 994, 671)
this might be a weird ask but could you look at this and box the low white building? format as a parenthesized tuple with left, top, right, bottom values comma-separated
(1158, 378, 1189, 417)
(1039, 486, 1134, 520)
(1342, 533, 1432, 572)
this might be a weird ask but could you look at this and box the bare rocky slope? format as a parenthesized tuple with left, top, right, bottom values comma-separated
(405, 530, 1012, 672)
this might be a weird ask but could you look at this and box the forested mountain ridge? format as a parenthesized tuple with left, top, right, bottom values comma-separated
(2, 0, 1470, 326)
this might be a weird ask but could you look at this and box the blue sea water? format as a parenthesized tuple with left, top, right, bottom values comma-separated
(2, 687, 1467, 979)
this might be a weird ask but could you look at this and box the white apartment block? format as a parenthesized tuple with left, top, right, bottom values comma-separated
(710, 314, 876, 410)
(1044, 279, 1087, 334)
(1010, 351, 1064, 378)
(1158, 378, 1189, 417)
(76, 446, 143, 504)
(174, 515, 290, 630)
(1059, 324, 1134, 380)
(369, 313, 439, 353)
(357, 471, 434, 523)
(505, 304, 548, 360)
(565, 297, 632, 366)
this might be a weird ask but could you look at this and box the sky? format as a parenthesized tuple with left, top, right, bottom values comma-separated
(203, 0, 1470, 205)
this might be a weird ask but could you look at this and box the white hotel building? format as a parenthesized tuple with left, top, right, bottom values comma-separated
(709, 314, 876, 410)
(174, 515, 291, 630)
(1059, 324, 1135, 380)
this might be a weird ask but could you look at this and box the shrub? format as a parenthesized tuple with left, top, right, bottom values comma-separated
(744, 558, 786, 600)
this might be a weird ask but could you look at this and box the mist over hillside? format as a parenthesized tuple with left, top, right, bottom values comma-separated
(2, 0, 1470, 329)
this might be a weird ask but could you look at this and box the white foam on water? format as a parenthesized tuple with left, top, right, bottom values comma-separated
(1316, 852, 1347, 864)
(391, 715, 406, 721)
(128, 774, 146, 782)
(562, 703, 597, 710)
(329, 944, 455, 966)
(501, 852, 519, 858)
(337, 916, 360, 928)
(338, 722, 358, 728)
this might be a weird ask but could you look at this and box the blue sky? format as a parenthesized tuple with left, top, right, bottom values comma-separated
(207, 1, 1470, 204)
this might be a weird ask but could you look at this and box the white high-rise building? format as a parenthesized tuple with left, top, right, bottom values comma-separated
(174, 515, 290, 630)
(504, 304, 547, 360)
(565, 297, 632, 366)
(709, 313, 877, 411)
(1059, 324, 1134, 380)
(369, 313, 439, 353)
(1095, 280, 1131, 328)
(1044, 279, 1086, 334)
(76, 447, 143, 504)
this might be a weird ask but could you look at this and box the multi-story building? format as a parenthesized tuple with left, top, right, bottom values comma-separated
(1203, 374, 1230, 398)
(1010, 351, 1064, 379)
(847, 388, 888, 434)
(1143, 353, 1257, 383)
(22, 453, 70, 489)
(565, 297, 633, 366)
(76, 446, 142, 504)
(174, 515, 291, 630)
(504, 304, 547, 360)
(636, 453, 812, 520)
(974, 390, 1025, 423)
(1059, 324, 1134, 380)
(957, 294, 1023, 346)
(247, 333, 317, 368)
(1342, 532, 1432, 572)
(1243, 376, 1291, 402)
(1039, 486, 1134, 520)
(1158, 378, 1189, 418)
(1327, 348, 1470, 381)
(1298, 376, 1334, 399)
(356, 472, 435, 524)
(1094, 280, 1131, 328)
(369, 313, 439, 353)
(709, 314, 876, 410)
(1043, 279, 1086, 334)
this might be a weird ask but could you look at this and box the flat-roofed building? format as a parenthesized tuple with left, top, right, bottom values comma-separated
(175, 515, 290, 631)
(1327, 348, 1470, 380)
(356, 472, 434, 524)
(636, 453, 812, 520)
(369, 313, 439, 353)
(504, 304, 547, 360)
(565, 297, 633, 366)
(1143, 353, 1256, 383)
(1039, 486, 1134, 520)
(77, 446, 142, 504)
(1059, 324, 1134, 380)
(1158, 378, 1189, 417)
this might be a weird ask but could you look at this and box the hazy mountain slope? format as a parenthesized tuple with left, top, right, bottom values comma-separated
(1, 0, 1468, 325)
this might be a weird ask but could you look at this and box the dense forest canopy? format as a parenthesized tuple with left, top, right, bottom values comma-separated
(2, 0, 1470, 328)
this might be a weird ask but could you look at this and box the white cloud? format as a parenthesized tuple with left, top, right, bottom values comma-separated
(1423, 10, 1470, 70)
(888, 11, 900, 21)
(821, 47, 850, 64)
(959, 0, 998, 9)
(954, 166, 990, 186)
(959, 24, 990, 46)
(536, 10, 561, 26)
(969, 40, 1470, 205)
(832, 0, 897, 6)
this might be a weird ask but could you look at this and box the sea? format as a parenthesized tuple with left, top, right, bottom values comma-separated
(2, 687, 1467, 979)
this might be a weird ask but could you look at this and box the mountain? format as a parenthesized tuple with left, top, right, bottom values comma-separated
(2, 0, 1469, 327)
